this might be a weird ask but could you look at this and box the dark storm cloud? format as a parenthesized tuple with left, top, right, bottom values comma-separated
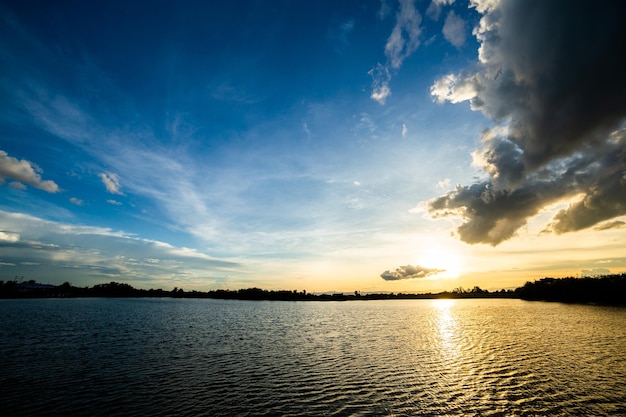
(428, 0, 626, 245)
(381, 264, 444, 280)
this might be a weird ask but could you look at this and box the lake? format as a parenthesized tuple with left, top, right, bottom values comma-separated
(1, 298, 625, 416)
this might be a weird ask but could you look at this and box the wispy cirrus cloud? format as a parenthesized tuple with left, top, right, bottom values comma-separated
(13, 78, 225, 246)
(0, 210, 240, 288)
(328, 17, 355, 52)
(385, 0, 423, 70)
(2, 19, 230, 244)
(0, 150, 59, 193)
(2, 6, 413, 266)
(426, 0, 455, 20)
(370, 0, 423, 105)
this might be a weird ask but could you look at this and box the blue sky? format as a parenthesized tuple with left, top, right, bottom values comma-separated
(2, 0, 626, 292)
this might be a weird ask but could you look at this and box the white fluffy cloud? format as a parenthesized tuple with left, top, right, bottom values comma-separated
(442, 10, 466, 47)
(430, 73, 478, 103)
(99, 172, 124, 195)
(371, 82, 391, 105)
(0, 150, 60, 193)
(69, 197, 84, 206)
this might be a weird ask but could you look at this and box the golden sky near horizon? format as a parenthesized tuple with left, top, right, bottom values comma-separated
(1, 1, 625, 292)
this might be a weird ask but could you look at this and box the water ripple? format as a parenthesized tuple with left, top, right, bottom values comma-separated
(1, 298, 625, 416)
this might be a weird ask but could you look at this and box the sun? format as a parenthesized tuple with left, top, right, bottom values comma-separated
(415, 245, 464, 279)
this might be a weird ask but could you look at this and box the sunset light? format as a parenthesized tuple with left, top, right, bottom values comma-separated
(416, 245, 464, 279)
(2, 2, 625, 415)
(1, 0, 625, 294)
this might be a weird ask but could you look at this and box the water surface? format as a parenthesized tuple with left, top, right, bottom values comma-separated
(1, 298, 625, 416)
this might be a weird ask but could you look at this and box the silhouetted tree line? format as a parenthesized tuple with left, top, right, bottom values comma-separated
(0, 280, 515, 301)
(1, 274, 624, 305)
(514, 273, 626, 305)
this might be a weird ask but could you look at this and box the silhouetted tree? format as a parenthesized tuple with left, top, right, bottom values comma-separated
(515, 274, 626, 305)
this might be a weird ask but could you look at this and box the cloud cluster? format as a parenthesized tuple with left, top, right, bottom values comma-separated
(381, 264, 444, 280)
(0, 210, 239, 287)
(0, 150, 59, 193)
(428, 0, 626, 245)
(371, 0, 467, 104)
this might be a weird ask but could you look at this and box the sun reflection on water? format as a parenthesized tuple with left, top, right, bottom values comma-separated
(432, 298, 455, 310)
(432, 299, 459, 355)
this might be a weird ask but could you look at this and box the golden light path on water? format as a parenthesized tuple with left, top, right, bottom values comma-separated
(432, 298, 459, 351)
(1, 298, 625, 416)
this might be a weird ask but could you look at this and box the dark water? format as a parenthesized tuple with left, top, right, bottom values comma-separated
(1, 298, 625, 416)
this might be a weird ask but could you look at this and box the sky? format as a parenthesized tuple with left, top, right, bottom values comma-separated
(1, 0, 626, 293)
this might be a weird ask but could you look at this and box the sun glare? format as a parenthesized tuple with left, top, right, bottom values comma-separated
(416, 245, 464, 278)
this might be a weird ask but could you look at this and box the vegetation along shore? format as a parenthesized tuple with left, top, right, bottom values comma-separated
(1, 274, 624, 306)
